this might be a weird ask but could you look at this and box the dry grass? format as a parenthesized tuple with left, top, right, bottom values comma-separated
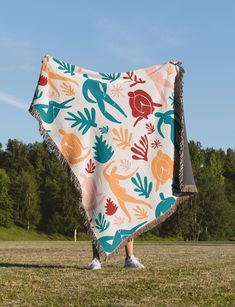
(0, 241, 234, 306)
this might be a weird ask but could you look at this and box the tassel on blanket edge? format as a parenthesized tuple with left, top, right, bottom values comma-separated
(174, 61, 186, 193)
(174, 62, 198, 195)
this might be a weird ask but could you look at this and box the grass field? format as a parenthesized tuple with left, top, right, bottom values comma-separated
(0, 241, 234, 306)
(0, 226, 70, 241)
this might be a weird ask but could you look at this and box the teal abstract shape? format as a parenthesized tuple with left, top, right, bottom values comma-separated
(155, 193, 176, 218)
(34, 98, 74, 124)
(82, 75, 127, 124)
(99, 72, 121, 83)
(99, 125, 109, 134)
(52, 57, 75, 76)
(98, 221, 147, 253)
(169, 92, 180, 108)
(131, 172, 153, 198)
(92, 135, 114, 163)
(95, 213, 110, 233)
(65, 107, 97, 135)
(154, 110, 181, 150)
(33, 89, 43, 100)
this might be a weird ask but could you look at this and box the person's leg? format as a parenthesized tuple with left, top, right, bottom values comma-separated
(124, 238, 144, 268)
(125, 238, 134, 258)
(88, 242, 101, 270)
(92, 242, 100, 260)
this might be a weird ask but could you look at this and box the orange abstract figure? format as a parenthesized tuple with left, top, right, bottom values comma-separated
(103, 160, 153, 223)
(42, 56, 79, 97)
(59, 129, 91, 164)
(151, 150, 174, 192)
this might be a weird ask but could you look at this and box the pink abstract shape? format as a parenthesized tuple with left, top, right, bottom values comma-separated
(113, 215, 125, 226)
(80, 172, 105, 212)
(144, 66, 174, 104)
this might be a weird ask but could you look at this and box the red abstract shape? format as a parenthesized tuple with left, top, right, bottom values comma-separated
(128, 89, 162, 126)
(105, 198, 118, 215)
(85, 158, 96, 173)
(145, 122, 155, 134)
(123, 72, 146, 87)
(131, 134, 149, 161)
(38, 75, 48, 86)
(151, 139, 162, 149)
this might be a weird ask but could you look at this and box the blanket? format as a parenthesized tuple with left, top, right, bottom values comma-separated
(28, 55, 197, 260)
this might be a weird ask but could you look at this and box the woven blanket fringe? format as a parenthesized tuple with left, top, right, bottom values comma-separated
(174, 62, 186, 192)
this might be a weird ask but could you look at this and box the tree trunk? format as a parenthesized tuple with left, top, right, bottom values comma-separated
(74, 228, 77, 242)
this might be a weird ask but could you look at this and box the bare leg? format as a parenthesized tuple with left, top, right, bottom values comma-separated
(125, 238, 134, 258)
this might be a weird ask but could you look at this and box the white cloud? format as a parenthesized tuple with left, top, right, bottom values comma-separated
(0, 92, 28, 111)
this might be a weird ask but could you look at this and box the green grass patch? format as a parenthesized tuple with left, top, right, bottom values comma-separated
(0, 226, 70, 241)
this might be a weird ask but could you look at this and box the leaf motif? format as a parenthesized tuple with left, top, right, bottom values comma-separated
(112, 127, 132, 150)
(131, 172, 152, 198)
(95, 212, 110, 232)
(53, 57, 75, 76)
(120, 159, 131, 170)
(99, 72, 121, 82)
(145, 123, 155, 134)
(131, 135, 148, 161)
(60, 82, 75, 96)
(92, 135, 114, 163)
(169, 92, 179, 107)
(64, 107, 97, 135)
(133, 206, 149, 219)
(85, 158, 96, 173)
(114, 215, 125, 226)
(99, 126, 109, 134)
(105, 198, 118, 215)
(33, 89, 43, 100)
(122, 71, 146, 87)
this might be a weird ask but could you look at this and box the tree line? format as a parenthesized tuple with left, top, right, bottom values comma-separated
(0, 139, 234, 240)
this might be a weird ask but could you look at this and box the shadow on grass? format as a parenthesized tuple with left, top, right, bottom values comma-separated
(0, 262, 90, 270)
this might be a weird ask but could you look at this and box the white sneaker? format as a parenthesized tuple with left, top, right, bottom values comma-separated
(88, 257, 101, 270)
(124, 255, 145, 269)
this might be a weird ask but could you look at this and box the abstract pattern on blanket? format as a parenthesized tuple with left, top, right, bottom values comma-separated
(28, 55, 197, 260)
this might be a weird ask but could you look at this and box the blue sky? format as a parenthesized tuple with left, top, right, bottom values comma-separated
(0, 0, 234, 151)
